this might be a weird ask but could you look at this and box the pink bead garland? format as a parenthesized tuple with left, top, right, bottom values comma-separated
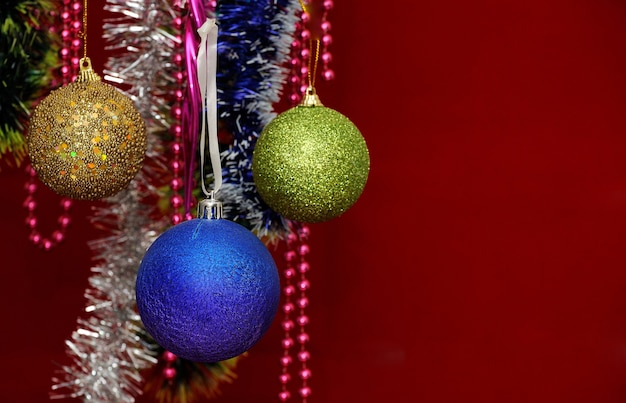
(23, 0, 82, 250)
(65, 0, 82, 82)
(23, 165, 73, 251)
(289, 0, 335, 105)
(157, 2, 187, 381)
(279, 225, 312, 402)
(169, 6, 186, 226)
(318, 0, 334, 81)
(162, 350, 178, 382)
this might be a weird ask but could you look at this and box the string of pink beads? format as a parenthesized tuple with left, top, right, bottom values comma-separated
(288, 0, 335, 105)
(318, 0, 335, 81)
(61, 0, 82, 83)
(288, 15, 305, 105)
(279, 236, 296, 401)
(23, 166, 73, 250)
(279, 224, 312, 402)
(156, 2, 189, 383)
(162, 350, 178, 382)
(169, 5, 186, 226)
(23, 0, 82, 250)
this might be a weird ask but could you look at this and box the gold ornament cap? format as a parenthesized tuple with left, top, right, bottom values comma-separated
(75, 57, 101, 83)
(301, 85, 323, 107)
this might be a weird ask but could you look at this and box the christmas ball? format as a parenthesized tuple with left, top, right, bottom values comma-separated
(136, 218, 280, 363)
(252, 90, 369, 223)
(27, 58, 146, 200)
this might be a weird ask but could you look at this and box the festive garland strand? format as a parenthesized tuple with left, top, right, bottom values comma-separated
(215, 0, 300, 242)
(280, 223, 313, 402)
(0, 0, 59, 166)
(51, 182, 162, 402)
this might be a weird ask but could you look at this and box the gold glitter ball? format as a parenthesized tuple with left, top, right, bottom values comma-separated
(252, 101, 370, 223)
(27, 58, 146, 200)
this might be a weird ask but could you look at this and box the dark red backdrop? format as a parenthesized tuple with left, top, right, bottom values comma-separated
(4, 0, 626, 402)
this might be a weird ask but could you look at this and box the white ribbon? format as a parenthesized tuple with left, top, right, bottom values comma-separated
(197, 18, 221, 197)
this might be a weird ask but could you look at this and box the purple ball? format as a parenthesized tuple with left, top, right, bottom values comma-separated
(136, 218, 280, 362)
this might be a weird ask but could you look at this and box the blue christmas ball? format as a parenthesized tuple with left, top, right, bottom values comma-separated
(136, 218, 280, 363)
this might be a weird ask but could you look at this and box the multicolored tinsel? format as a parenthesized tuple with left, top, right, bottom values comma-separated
(216, 0, 300, 241)
(53, 0, 301, 402)
(0, 0, 60, 166)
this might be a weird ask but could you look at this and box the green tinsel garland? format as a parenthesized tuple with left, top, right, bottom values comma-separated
(0, 0, 58, 165)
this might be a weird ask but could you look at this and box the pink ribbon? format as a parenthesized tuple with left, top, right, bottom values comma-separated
(181, 0, 207, 215)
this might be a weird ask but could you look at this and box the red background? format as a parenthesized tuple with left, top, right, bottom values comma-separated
(4, 0, 626, 402)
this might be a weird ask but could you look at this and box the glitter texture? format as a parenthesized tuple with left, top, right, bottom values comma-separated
(252, 105, 370, 223)
(27, 64, 146, 200)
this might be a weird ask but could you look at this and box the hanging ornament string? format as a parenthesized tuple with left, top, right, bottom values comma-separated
(298, 0, 336, 81)
(307, 39, 320, 90)
(78, 0, 88, 60)
(289, 0, 334, 105)
(299, 0, 320, 91)
(279, 233, 297, 402)
(301, 5, 322, 106)
(197, 18, 221, 198)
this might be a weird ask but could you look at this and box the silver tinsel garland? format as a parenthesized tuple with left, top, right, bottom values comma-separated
(51, 0, 177, 400)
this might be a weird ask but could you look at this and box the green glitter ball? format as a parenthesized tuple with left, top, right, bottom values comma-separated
(252, 104, 370, 223)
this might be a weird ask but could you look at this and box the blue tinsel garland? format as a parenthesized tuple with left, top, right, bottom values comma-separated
(216, 0, 298, 241)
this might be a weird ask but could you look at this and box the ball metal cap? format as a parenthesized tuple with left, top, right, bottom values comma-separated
(197, 192, 223, 219)
(301, 85, 323, 107)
